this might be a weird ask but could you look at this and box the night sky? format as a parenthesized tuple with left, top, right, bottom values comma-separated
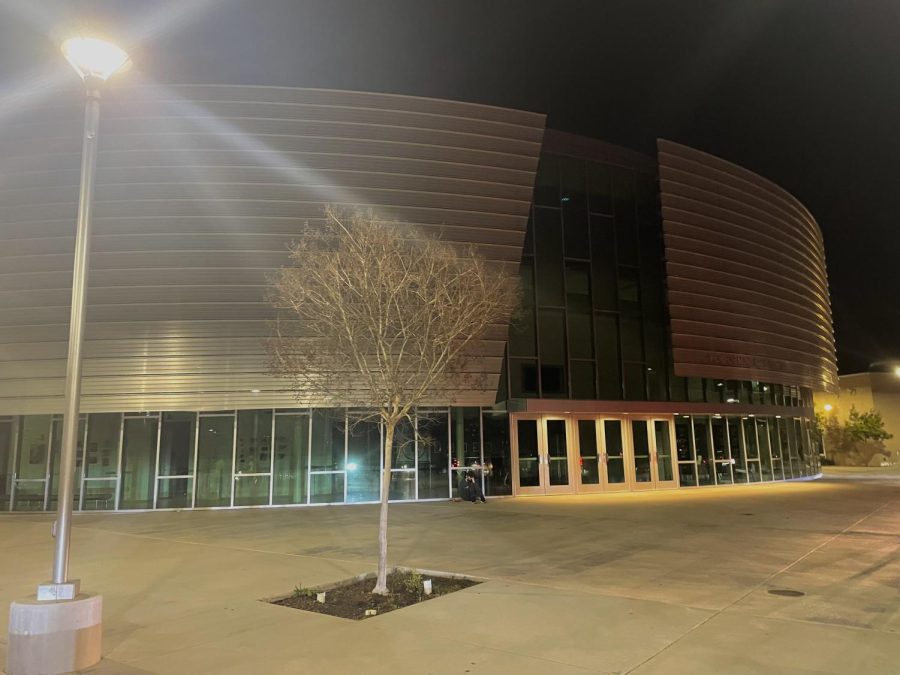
(1, 0, 897, 374)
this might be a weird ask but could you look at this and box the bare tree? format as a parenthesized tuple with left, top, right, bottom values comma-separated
(268, 207, 519, 594)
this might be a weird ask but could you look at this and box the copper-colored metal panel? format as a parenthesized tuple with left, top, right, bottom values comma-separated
(657, 139, 838, 392)
(0, 86, 545, 414)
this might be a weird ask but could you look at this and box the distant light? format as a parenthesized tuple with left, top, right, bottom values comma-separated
(775, 415, 782, 419)
(61, 37, 130, 81)
(823, 403, 833, 412)
(894, 366, 900, 377)
(763, 386, 769, 392)
(250, 389, 261, 394)
(647, 367, 653, 372)
(726, 397, 738, 403)
(560, 196, 571, 203)
(716, 382, 724, 387)
(748, 414, 755, 418)
(346, 462, 358, 471)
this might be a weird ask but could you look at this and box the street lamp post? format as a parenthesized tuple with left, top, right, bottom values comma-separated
(42, 36, 131, 595)
(7, 37, 129, 675)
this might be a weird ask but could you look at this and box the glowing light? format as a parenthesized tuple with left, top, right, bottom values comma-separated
(250, 389, 261, 394)
(346, 462, 358, 471)
(726, 397, 738, 403)
(894, 366, 900, 377)
(823, 403, 833, 412)
(61, 37, 130, 81)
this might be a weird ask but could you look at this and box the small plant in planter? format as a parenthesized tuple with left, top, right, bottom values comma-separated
(268, 568, 480, 620)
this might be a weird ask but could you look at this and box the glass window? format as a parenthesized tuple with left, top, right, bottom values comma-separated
(310, 409, 345, 472)
(157, 478, 192, 510)
(566, 263, 592, 312)
(617, 268, 641, 314)
(83, 413, 120, 479)
(483, 411, 511, 496)
(389, 417, 416, 501)
(120, 416, 158, 510)
(588, 162, 613, 214)
(508, 260, 537, 357)
(570, 360, 596, 399)
(310, 473, 344, 504)
(613, 168, 638, 266)
(727, 417, 748, 483)
(196, 415, 235, 507)
(560, 158, 589, 258)
(710, 416, 732, 485)
(623, 362, 647, 401)
(654, 420, 674, 482)
(534, 155, 559, 206)
(15, 415, 51, 481)
(757, 418, 774, 481)
(590, 215, 617, 311)
(567, 311, 593, 360)
(691, 416, 713, 486)
(0, 419, 12, 511)
(509, 358, 538, 397)
(539, 309, 567, 397)
(452, 407, 482, 498)
(235, 410, 272, 476)
(594, 314, 621, 400)
(273, 414, 309, 505)
(546, 419, 569, 486)
(347, 417, 381, 503)
(47, 416, 87, 511)
(417, 412, 449, 499)
(675, 417, 697, 487)
(159, 412, 196, 477)
(631, 420, 652, 482)
(636, 174, 659, 222)
(620, 317, 643, 362)
(534, 207, 565, 306)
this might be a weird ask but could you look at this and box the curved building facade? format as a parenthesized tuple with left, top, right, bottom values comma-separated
(0, 86, 833, 512)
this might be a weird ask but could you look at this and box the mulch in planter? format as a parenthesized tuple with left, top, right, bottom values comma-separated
(270, 569, 480, 620)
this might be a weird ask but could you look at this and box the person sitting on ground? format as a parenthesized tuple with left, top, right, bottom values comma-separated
(465, 471, 486, 503)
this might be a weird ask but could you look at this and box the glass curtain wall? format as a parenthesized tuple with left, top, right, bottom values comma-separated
(158, 411, 195, 508)
(120, 414, 158, 510)
(80, 413, 120, 510)
(0, 417, 12, 511)
(196, 413, 235, 507)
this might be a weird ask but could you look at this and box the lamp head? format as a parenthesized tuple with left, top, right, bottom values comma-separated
(61, 37, 130, 81)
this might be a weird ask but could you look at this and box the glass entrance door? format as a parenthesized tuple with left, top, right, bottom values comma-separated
(574, 417, 629, 492)
(628, 417, 677, 490)
(512, 416, 574, 495)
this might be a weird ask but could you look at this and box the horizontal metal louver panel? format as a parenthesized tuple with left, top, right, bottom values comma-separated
(657, 139, 838, 392)
(0, 86, 545, 414)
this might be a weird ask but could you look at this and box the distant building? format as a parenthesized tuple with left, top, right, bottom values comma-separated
(0, 86, 837, 512)
(815, 366, 900, 459)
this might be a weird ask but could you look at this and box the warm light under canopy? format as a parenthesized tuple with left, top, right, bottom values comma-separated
(61, 37, 130, 81)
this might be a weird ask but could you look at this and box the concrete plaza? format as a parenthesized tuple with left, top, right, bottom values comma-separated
(1, 470, 898, 674)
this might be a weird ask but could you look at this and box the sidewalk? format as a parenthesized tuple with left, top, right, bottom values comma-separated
(1, 474, 898, 674)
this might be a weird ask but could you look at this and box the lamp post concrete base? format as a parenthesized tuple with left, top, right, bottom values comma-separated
(7, 594, 102, 675)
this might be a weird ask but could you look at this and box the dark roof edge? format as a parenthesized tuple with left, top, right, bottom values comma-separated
(542, 129, 657, 173)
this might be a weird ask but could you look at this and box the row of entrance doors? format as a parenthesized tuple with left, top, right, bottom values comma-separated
(511, 415, 677, 494)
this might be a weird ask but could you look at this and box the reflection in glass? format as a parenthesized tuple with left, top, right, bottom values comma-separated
(234, 475, 269, 507)
(483, 411, 511, 496)
(674, 417, 697, 487)
(546, 419, 569, 486)
(631, 420, 652, 482)
(346, 418, 381, 503)
(534, 208, 565, 306)
(273, 414, 309, 505)
(236, 410, 272, 476)
(310, 473, 344, 504)
(82, 479, 117, 511)
(654, 420, 673, 482)
(159, 412, 195, 477)
(711, 416, 732, 485)
(757, 419, 774, 481)
(157, 477, 192, 509)
(578, 420, 600, 485)
(517, 420, 540, 487)
(0, 419, 12, 511)
(196, 415, 234, 507)
(417, 413, 449, 499)
(311, 409, 344, 472)
(604, 420, 626, 483)
(120, 416, 157, 510)
(693, 416, 714, 486)
(389, 417, 415, 500)
(83, 413, 120, 479)
(47, 416, 86, 511)
(727, 418, 747, 483)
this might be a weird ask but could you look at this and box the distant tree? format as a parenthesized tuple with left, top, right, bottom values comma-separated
(844, 407, 893, 443)
(268, 207, 519, 594)
(823, 406, 893, 466)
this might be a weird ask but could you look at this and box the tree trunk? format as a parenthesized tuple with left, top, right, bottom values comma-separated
(372, 418, 394, 594)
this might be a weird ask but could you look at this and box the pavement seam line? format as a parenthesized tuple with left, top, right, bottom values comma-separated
(621, 497, 898, 674)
